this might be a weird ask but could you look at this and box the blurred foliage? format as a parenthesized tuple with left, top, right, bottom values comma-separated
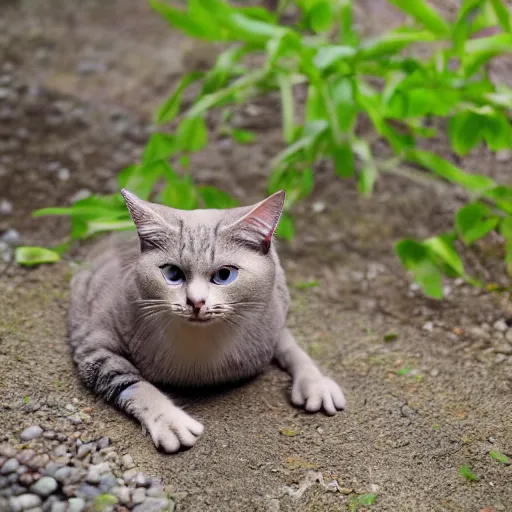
(20, 0, 512, 299)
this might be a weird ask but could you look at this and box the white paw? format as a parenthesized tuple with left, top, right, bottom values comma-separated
(145, 407, 204, 453)
(291, 374, 346, 415)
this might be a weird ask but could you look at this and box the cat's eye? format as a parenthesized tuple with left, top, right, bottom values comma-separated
(211, 266, 238, 286)
(161, 264, 185, 285)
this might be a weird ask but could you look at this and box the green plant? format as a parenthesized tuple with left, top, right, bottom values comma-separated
(19, 0, 512, 299)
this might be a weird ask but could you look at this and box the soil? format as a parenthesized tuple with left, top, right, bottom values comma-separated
(1, 1, 512, 511)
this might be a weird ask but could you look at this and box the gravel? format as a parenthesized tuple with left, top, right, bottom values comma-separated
(0, 431, 173, 511)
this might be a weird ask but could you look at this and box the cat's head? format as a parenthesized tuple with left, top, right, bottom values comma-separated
(121, 189, 285, 327)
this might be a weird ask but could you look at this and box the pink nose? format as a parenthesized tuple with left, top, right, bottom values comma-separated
(187, 298, 205, 311)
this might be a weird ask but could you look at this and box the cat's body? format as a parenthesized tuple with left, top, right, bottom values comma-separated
(69, 190, 345, 452)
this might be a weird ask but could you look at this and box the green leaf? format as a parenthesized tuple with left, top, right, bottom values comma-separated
(159, 175, 198, 210)
(332, 142, 355, 178)
(406, 149, 495, 191)
(489, 0, 511, 32)
(482, 112, 512, 151)
(142, 133, 176, 163)
(231, 129, 256, 144)
(353, 139, 377, 195)
(388, 0, 450, 35)
(395, 239, 444, 299)
(308, 1, 334, 33)
(118, 161, 174, 201)
(32, 207, 73, 217)
(313, 45, 356, 70)
(459, 465, 479, 481)
(276, 212, 294, 240)
(359, 31, 437, 59)
(490, 449, 511, 464)
(448, 112, 484, 156)
(155, 72, 203, 124)
(278, 73, 296, 144)
(177, 115, 208, 152)
(358, 492, 378, 505)
(463, 34, 512, 76)
(339, 0, 358, 46)
(198, 186, 238, 208)
(16, 247, 61, 266)
(452, 0, 482, 54)
(456, 203, 499, 244)
(83, 220, 134, 238)
(424, 234, 465, 276)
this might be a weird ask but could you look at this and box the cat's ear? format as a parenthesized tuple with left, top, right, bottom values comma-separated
(225, 190, 285, 254)
(121, 189, 171, 251)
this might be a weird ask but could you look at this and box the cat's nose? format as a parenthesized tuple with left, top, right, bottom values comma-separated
(187, 297, 205, 311)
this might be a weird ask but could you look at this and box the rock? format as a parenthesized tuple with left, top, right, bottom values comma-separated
(132, 497, 172, 512)
(76, 443, 94, 459)
(0, 444, 17, 458)
(494, 343, 512, 355)
(86, 465, 101, 484)
(67, 497, 85, 512)
(50, 501, 68, 512)
(133, 472, 149, 487)
(20, 426, 43, 441)
(131, 487, 146, 505)
(114, 485, 131, 505)
(53, 446, 67, 458)
(146, 487, 166, 498)
(121, 455, 135, 470)
(122, 468, 137, 484)
(98, 472, 117, 491)
(493, 319, 508, 332)
(9, 493, 42, 511)
(505, 330, 512, 343)
(422, 321, 434, 332)
(97, 437, 110, 450)
(1, 458, 20, 474)
(75, 483, 100, 500)
(1, 228, 21, 246)
(57, 168, 70, 181)
(30, 476, 58, 496)
(0, 88, 10, 100)
(53, 466, 72, 483)
(27, 455, 49, 470)
(16, 465, 28, 475)
(17, 450, 36, 465)
(0, 199, 12, 215)
(18, 472, 35, 486)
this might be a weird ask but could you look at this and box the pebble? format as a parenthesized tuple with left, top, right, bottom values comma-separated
(114, 485, 131, 505)
(30, 476, 58, 497)
(493, 319, 508, 332)
(122, 468, 137, 483)
(0, 199, 12, 215)
(57, 168, 71, 181)
(86, 466, 100, 484)
(76, 443, 94, 459)
(20, 426, 43, 442)
(53, 467, 72, 483)
(131, 487, 146, 505)
(0, 444, 17, 458)
(133, 472, 149, 487)
(1, 228, 21, 246)
(96, 437, 110, 450)
(133, 497, 172, 512)
(1, 458, 20, 474)
(50, 502, 68, 512)
(67, 497, 85, 512)
(422, 321, 434, 332)
(505, 330, 512, 343)
(121, 454, 135, 470)
(9, 493, 42, 511)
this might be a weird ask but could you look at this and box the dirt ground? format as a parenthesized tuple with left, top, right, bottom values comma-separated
(1, 1, 512, 511)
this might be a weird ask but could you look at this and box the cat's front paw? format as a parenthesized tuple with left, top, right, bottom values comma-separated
(291, 373, 346, 415)
(145, 406, 204, 453)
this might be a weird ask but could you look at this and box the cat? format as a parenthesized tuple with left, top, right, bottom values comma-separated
(69, 189, 345, 453)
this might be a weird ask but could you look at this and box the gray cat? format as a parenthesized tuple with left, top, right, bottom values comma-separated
(69, 189, 345, 452)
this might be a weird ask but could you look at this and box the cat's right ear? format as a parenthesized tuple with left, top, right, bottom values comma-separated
(121, 189, 170, 251)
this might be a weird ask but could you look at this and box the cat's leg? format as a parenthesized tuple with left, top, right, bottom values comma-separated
(274, 328, 346, 415)
(72, 335, 203, 452)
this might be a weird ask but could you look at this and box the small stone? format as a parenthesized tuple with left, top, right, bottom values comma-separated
(422, 321, 434, 332)
(69, 189, 91, 204)
(50, 501, 68, 512)
(0, 444, 16, 458)
(65, 404, 76, 413)
(9, 493, 42, 511)
(495, 354, 508, 364)
(53, 446, 67, 458)
(16, 465, 28, 475)
(76, 443, 94, 459)
(27, 455, 50, 470)
(131, 487, 146, 505)
(122, 468, 137, 483)
(97, 437, 110, 450)
(99, 472, 117, 492)
(121, 455, 135, 470)
(114, 486, 131, 505)
(0, 199, 12, 215)
(493, 319, 508, 332)
(57, 168, 70, 181)
(133, 472, 149, 487)
(75, 483, 100, 500)
(1, 458, 20, 474)
(132, 497, 171, 512)
(30, 476, 58, 497)
(53, 466, 72, 483)
(505, 330, 512, 343)
(18, 473, 35, 486)
(146, 487, 166, 498)
(20, 426, 43, 441)
(494, 343, 512, 355)
(67, 497, 85, 512)
(0, 88, 10, 99)
(86, 466, 101, 484)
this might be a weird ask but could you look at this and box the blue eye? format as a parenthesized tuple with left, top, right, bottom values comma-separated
(162, 265, 185, 285)
(212, 266, 238, 285)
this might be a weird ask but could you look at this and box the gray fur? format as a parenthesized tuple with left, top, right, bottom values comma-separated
(69, 190, 345, 453)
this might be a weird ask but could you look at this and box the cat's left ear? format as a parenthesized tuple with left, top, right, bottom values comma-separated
(225, 190, 285, 254)
(121, 189, 172, 251)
